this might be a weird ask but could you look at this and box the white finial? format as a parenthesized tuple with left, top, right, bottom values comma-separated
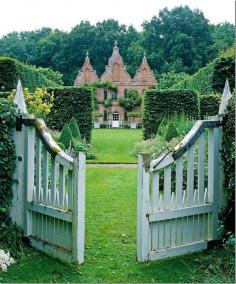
(86, 50, 89, 57)
(219, 79, 232, 115)
(13, 79, 28, 114)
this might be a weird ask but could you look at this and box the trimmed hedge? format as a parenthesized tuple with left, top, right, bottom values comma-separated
(221, 95, 235, 234)
(46, 87, 93, 142)
(143, 89, 199, 139)
(173, 56, 235, 95)
(199, 94, 221, 119)
(0, 57, 63, 92)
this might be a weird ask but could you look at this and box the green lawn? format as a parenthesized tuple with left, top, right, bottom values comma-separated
(88, 129, 142, 163)
(1, 168, 234, 283)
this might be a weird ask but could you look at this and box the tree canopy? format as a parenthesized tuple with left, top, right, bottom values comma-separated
(0, 6, 234, 85)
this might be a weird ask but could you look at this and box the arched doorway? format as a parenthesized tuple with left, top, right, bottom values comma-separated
(112, 112, 120, 128)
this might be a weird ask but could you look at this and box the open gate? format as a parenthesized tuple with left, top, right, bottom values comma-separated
(137, 80, 231, 262)
(11, 81, 86, 264)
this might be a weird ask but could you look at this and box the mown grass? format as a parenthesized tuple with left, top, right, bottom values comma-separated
(88, 129, 142, 163)
(1, 168, 234, 283)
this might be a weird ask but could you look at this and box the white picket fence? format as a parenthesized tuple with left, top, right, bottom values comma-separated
(10, 80, 86, 264)
(137, 80, 231, 262)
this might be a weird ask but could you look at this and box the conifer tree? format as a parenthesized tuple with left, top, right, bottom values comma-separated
(58, 123, 73, 149)
(69, 117, 81, 140)
(164, 121, 179, 142)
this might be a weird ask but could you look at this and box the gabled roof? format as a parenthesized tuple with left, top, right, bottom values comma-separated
(133, 52, 157, 85)
(74, 51, 98, 85)
(100, 41, 132, 84)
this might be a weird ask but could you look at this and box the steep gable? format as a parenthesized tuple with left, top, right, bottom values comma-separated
(74, 52, 98, 85)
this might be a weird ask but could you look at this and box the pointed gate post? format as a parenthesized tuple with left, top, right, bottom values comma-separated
(10, 79, 28, 228)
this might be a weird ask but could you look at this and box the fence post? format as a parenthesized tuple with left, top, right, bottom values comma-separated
(208, 127, 220, 240)
(72, 152, 86, 264)
(24, 122, 35, 237)
(10, 122, 25, 228)
(137, 154, 150, 262)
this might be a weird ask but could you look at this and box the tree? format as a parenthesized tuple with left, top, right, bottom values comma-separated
(59, 123, 73, 149)
(142, 6, 213, 75)
(69, 117, 81, 141)
(159, 71, 190, 89)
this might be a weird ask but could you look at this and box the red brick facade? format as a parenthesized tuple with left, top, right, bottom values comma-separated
(74, 41, 157, 127)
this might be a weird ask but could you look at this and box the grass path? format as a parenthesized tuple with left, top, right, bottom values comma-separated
(1, 168, 234, 283)
(88, 129, 142, 163)
(1, 130, 234, 283)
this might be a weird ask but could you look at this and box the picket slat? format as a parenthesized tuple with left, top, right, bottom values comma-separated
(35, 136, 41, 203)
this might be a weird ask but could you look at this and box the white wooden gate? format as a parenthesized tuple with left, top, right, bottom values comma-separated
(137, 80, 231, 262)
(13, 117, 86, 264)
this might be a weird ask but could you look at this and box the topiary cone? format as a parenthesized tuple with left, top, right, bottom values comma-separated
(69, 117, 81, 141)
(164, 121, 179, 142)
(58, 123, 73, 149)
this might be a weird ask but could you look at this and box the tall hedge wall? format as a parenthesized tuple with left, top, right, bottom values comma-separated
(143, 89, 199, 139)
(199, 94, 220, 119)
(172, 56, 235, 95)
(0, 57, 63, 92)
(46, 87, 93, 142)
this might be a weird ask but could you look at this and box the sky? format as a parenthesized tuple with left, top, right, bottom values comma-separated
(0, 0, 234, 37)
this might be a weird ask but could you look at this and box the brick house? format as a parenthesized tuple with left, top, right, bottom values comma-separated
(74, 41, 157, 128)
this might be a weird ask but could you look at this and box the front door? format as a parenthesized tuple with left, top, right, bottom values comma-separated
(112, 112, 120, 128)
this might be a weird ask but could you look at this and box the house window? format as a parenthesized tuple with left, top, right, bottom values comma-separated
(112, 90, 118, 100)
(104, 90, 108, 100)
(104, 110, 108, 122)
(124, 89, 128, 98)
(124, 112, 128, 121)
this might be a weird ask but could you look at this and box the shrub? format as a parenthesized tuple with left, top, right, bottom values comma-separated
(221, 95, 235, 234)
(143, 89, 199, 139)
(0, 99, 23, 256)
(46, 86, 93, 142)
(172, 55, 235, 95)
(199, 94, 221, 118)
(69, 117, 81, 141)
(8, 88, 54, 119)
(0, 57, 62, 92)
(58, 123, 73, 149)
(118, 88, 142, 111)
(164, 122, 179, 142)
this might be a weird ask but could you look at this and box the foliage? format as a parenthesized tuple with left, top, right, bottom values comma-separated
(0, 7, 233, 84)
(173, 55, 235, 95)
(46, 86, 93, 142)
(159, 71, 190, 89)
(133, 115, 194, 158)
(92, 81, 118, 91)
(164, 122, 179, 142)
(69, 117, 81, 141)
(0, 100, 24, 257)
(221, 95, 235, 234)
(93, 112, 103, 118)
(199, 94, 220, 118)
(58, 123, 73, 149)
(118, 89, 141, 111)
(0, 56, 62, 91)
(143, 89, 199, 139)
(8, 87, 54, 119)
(127, 112, 141, 118)
(103, 98, 112, 108)
(72, 140, 96, 159)
(142, 6, 213, 75)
